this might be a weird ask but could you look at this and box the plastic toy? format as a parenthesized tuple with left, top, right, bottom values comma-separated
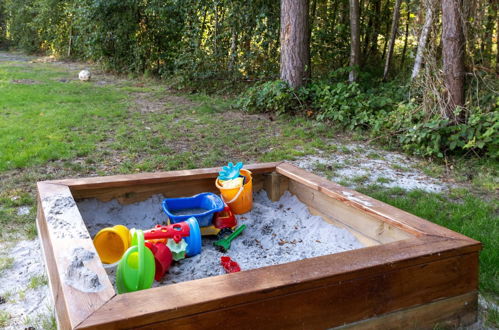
(167, 239, 188, 261)
(213, 205, 237, 236)
(144, 222, 189, 243)
(220, 256, 241, 273)
(163, 194, 235, 237)
(116, 229, 155, 294)
(218, 162, 244, 181)
(162, 193, 224, 227)
(144, 217, 202, 257)
(145, 242, 172, 281)
(216, 169, 253, 214)
(93, 225, 131, 264)
(213, 225, 247, 252)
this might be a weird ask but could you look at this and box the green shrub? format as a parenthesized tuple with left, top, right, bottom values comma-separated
(236, 80, 306, 114)
(395, 107, 499, 158)
(236, 79, 498, 159)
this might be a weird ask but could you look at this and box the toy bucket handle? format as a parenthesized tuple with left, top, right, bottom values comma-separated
(136, 230, 145, 291)
(224, 185, 244, 205)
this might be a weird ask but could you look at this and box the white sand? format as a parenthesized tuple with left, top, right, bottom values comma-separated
(0, 240, 53, 329)
(77, 191, 364, 287)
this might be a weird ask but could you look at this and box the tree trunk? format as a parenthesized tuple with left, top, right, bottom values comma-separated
(349, 0, 361, 82)
(362, 0, 374, 61)
(383, 0, 402, 80)
(411, 0, 435, 80)
(369, 0, 382, 56)
(280, 0, 310, 88)
(228, 30, 238, 72)
(198, 6, 208, 49)
(213, 2, 219, 57)
(483, 2, 496, 67)
(400, 1, 410, 69)
(308, 0, 317, 78)
(496, 4, 499, 73)
(441, 0, 466, 120)
(381, 0, 392, 60)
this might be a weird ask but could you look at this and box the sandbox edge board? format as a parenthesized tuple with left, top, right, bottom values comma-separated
(36, 162, 481, 330)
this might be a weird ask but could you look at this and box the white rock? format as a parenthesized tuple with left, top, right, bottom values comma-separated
(78, 70, 91, 81)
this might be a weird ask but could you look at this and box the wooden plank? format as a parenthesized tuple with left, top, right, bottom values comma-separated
(80, 252, 478, 329)
(51, 163, 280, 190)
(289, 179, 412, 243)
(37, 182, 115, 330)
(308, 206, 381, 247)
(263, 172, 287, 202)
(77, 236, 479, 329)
(71, 174, 265, 204)
(277, 163, 481, 242)
(35, 162, 481, 329)
(337, 291, 478, 330)
(37, 202, 72, 329)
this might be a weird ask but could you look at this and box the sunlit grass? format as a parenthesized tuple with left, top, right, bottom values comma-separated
(0, 63, 128, 170)
(359, 185, 499, 301)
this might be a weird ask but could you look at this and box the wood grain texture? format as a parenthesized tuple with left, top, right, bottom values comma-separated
(277, 163, 480, 242)
(80, 252, 478, 329)
(263, 172, 287, 202)
(308, 206, 381, 246)
(77, 236, 479, 329)
(338, 291, 478, 330)
(51, 162, 280, 190)
(37, 182, 115, 330)
(289, 179, 412, 243)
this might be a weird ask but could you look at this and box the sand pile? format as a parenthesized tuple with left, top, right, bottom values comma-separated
(77, 191, 364, 287)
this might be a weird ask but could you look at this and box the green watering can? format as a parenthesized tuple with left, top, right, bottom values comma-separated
(116, 229, 155, 294)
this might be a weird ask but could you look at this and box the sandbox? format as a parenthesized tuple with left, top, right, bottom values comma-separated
(36, 162, 481, 329)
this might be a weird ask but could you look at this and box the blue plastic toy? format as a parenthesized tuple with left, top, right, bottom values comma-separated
(162, 193, 225, 227)
(184, 217, 202, 257)
(218, 162, 244, 181)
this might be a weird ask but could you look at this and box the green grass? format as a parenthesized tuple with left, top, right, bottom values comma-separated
(358, 185, 499, 301)
(486, 308, 499, 328)
(1, 54, 498, 318)
(22, 307, 56, 330)
(28, 275, 48, 289)
(0, 256, 14, 273)
(376, 177, 392, 184)
(0, 311, 10, 327)
(0, 63, 128, 171)
(0, 58, 336, 238)
(351, 174, 370, 185)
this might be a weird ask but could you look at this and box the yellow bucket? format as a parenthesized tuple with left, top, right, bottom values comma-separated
(216, 169, 253, 214)
(93, 225, 131, 264)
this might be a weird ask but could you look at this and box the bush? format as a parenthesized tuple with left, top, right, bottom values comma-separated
(236, 80, 306, 115)
(236, 79, 499, 159)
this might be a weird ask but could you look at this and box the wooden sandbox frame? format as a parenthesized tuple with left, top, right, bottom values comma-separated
(36, 162, 481, 329)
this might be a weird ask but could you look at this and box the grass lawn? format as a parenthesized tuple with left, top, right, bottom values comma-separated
(0, 54, 497, 327)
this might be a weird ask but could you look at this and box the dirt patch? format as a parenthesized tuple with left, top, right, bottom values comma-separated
(132, 92, 198, 114)
(11, 79, 40, 85)
(30, 56, 58, 63)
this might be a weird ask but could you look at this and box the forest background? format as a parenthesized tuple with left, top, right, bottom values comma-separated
(0, 0, 497, 159)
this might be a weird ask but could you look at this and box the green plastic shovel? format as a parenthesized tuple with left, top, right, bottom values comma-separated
(116, 229, 155, 294)
(213, 225, 247, 252)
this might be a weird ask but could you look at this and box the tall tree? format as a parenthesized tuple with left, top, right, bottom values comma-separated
(383, 0, 402, 80)
(400, 0, 411, 68)
(349, 0, 361, 82)
(280, 0, 310, 88)
(441, 0, 466, 120)
(496, 3, 499, 73)
(412, 0, 436, 80)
